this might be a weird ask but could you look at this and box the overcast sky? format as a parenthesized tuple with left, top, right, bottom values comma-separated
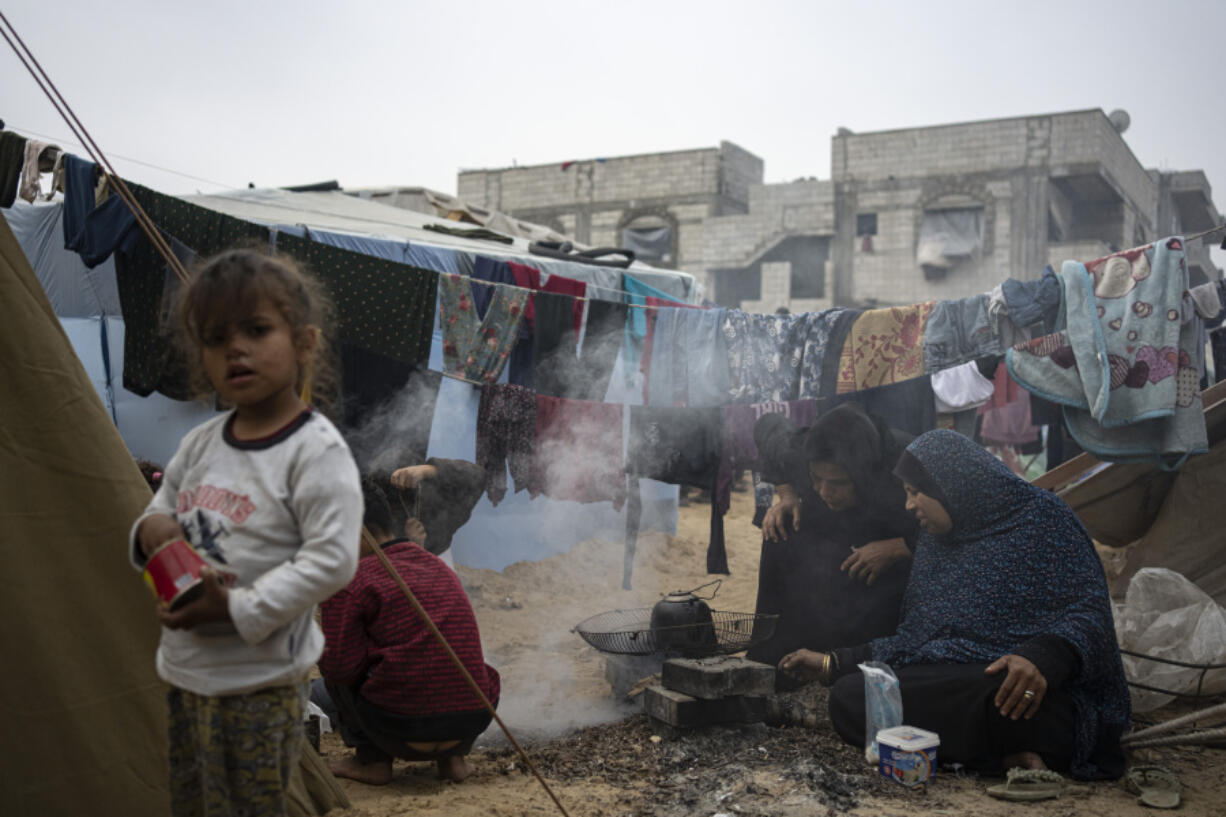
(4, 0, 1224, 261)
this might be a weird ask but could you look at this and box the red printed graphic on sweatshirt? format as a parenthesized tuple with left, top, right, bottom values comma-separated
(177, 485, 257, 524)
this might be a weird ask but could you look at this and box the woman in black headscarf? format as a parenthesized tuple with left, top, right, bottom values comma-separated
(781, 430, 1129, 779)
(746, 403, 918, 681)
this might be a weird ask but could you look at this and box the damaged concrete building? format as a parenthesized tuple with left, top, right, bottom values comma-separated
(453, 108, 1221, 310)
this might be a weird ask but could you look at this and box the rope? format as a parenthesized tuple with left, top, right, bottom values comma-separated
(0, 12, 189, 285)
(1123, 726, 1226, 750)
(361, 528, 571, 817)
(1122, 700, 1226, 743)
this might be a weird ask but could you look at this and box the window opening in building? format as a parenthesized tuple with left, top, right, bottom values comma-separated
(917, 207, 983, 280)
(856, 213, 877, 236)
(621, 215, 672, 264)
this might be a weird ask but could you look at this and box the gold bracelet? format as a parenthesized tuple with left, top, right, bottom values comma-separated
(821, 653, 831, 679)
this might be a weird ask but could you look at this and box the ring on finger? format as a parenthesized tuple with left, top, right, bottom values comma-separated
(1023, 689, 1036, 700)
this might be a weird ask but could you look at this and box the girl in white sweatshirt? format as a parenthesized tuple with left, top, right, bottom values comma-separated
(131, 248, 362, 816)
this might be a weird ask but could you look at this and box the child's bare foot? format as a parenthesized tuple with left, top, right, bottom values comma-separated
(1002, 750, 1047, 771)
(329, 754, 393, 785)
(437, 754, 471, 782)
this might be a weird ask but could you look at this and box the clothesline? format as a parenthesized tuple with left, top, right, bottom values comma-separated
(438, 266, 688, 310)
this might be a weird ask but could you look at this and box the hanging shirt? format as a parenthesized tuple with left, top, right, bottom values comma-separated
(438, 273, 529, 384)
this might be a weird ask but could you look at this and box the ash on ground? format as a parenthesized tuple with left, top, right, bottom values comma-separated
(486, 683, 911, 816)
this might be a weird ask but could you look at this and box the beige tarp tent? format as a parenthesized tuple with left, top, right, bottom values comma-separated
(0, 217, 347, 815)
(1036, 379, 1226, 604)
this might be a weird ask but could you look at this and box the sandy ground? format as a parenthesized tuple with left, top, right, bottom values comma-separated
(319, 486, 1226, 816)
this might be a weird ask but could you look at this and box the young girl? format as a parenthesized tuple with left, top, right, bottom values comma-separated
(129, 248, 362, 816)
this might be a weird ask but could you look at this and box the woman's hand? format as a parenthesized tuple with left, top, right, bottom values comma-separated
(986, 654, 1047, 720)
(762, 485, 801, 542)
(157, 567, 232, 631)
(778, 648, 830, 682)
(841, 538, 911, 586)
(137, 514, 187, 559)
(390, 465, 438, 491)
(404, 517, 428, 546)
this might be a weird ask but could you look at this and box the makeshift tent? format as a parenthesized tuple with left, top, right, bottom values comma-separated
(6, 188, 696, 571)
(1036, 378, 1226, 604)
(0, 215, 346, 816)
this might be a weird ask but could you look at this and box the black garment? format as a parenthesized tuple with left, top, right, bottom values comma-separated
(575, 299, 626, 402)
(387, 457, 486, 557)
(341, 349, 441, 468)
(827, 663, 1110, 776)
(275, 230, 437, 365)
(317, 679, 493, 765)
(0, 131, 26, 209)
(824, 375, 936, 438)
(627, 406, 726, 573)
(746, 488, 914, 676)
(532, 289, 580, 398)
(627, 406, 722, 486)
(115, 185, 263, 397)
(113, 183, 438, 399)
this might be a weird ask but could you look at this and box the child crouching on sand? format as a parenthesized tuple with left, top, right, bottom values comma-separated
(129, 248, 362, 815)
(314, 476, 500, 785)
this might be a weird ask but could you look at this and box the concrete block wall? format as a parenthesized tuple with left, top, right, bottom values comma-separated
(834, 118, 1032, 180)
(457, 147, 725, 213)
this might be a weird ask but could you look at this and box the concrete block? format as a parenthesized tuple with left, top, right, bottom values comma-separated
(661, 656, 775, 700)
(643, 685, 768, 728)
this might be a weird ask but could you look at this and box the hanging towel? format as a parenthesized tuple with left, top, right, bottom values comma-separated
(531, 395, 626, 510)
(646, 303, 684, 407)
(676, 307, 732, 407)
(1008, 238, 1206, 463)
(438, 273, 528, 384)
(475, 383, 536, 505)
(61, 154, 138, 268)
(624, 274, 683, 382)
(922, 293, 1003, 372)
(837, 302, 935, 393)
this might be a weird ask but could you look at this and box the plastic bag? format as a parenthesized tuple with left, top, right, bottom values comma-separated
(1114, 568, 1226, 712)
(859, 661, 903, 763)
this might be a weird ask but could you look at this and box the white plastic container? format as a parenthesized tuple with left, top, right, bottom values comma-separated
(877, 725, 940, 787)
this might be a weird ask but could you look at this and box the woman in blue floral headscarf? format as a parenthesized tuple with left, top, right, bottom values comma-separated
(780, 429, 1129, 780)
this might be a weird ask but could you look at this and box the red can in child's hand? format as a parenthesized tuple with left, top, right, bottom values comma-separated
(143, 539, 208, 611)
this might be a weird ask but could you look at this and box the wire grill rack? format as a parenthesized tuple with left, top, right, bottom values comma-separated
(573, 608, 778, 657)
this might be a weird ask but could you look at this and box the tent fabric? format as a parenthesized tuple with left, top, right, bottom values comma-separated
(0, 214, 169, 815)
(5, 200, 122, 317)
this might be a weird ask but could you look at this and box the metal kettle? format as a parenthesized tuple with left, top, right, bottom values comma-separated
(649, 580, 720, 655)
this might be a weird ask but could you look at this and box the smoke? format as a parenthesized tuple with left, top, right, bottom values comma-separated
(342, 372, 441, 476)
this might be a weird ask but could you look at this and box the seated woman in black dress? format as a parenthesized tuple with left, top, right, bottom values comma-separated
(780, 429, 1129, 779)
(746, 403, 918, 684)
